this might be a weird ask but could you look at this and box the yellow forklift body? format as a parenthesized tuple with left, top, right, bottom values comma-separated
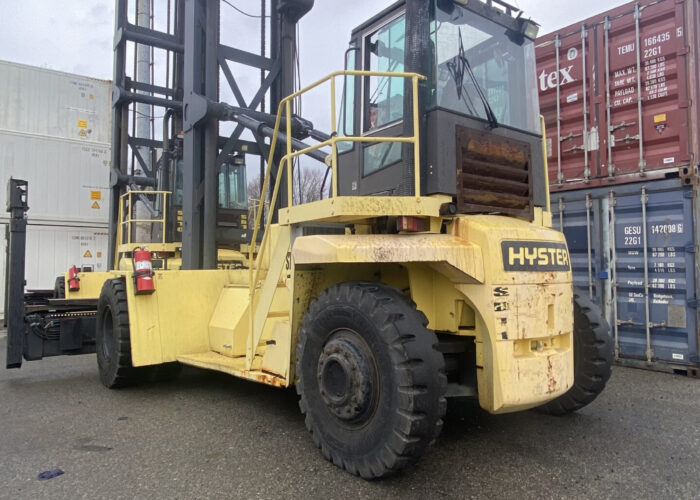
(65, 203, 573, 414)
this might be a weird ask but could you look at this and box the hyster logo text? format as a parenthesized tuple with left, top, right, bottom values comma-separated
(539, 66, 574, 91)
(501, 241, 571, 272)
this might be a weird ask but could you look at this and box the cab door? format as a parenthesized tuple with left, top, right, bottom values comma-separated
(338, 10, 407, 196)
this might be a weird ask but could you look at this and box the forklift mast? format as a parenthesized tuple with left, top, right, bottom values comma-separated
(108, 0, 313, 271)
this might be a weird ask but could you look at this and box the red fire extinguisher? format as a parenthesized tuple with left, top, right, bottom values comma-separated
(133, 247, 155, 295)
(68, 265, 80, 292)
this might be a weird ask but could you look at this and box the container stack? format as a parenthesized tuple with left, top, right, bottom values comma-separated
(536, 0, 700, 374)
(0, 61, 111, 317)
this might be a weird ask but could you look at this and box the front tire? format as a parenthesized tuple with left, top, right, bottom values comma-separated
(537, 293, 613, 415)
(96, 278, 149, 388)
(296, 282, 446, 479)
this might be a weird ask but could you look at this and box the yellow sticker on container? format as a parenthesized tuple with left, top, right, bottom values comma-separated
(90, 190, 101, 200)
(83, 250, 92, 258)
(97, 252, 102, 258)
(653, 113, 667, 123)
(91, 201, 100, 209)
(78, 119, 88, 129)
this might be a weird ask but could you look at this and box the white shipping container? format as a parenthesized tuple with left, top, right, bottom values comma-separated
(0, 60, 111, 144)
(0, 131, 110, 224)
(0, 223, 110, 318)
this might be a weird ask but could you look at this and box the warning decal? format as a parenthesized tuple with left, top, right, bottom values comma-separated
(77, 120, 88, 129)
(90, 190, 101, 200)
(83, 250, 92, 258)
(91, 201, 100, 209)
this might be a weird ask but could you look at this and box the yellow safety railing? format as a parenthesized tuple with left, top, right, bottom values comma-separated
(247, 69, 426, 334)
(116, 191, 170, 265)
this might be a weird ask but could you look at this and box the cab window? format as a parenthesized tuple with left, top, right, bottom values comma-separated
(363, 14, 405, 176)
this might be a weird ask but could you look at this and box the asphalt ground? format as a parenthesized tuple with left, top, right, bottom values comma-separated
(1, 335, 699, 500)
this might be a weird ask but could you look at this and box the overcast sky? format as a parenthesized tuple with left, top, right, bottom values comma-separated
(1, 0, 631, 82)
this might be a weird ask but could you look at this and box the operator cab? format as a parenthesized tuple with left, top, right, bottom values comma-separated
(337, 0, 546, 220)
(166, 149, 249, 247)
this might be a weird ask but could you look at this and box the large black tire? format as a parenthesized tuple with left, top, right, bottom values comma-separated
(296, 282, 446, 479)
(96, 278, 150, 388)
(537, 293, 613, 415)
(53, 276, 65, 299)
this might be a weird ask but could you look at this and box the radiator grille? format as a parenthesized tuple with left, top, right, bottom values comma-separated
(456, 126, 533, 220)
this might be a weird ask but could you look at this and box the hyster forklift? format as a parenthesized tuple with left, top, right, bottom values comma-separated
(5, 0, 613, 478)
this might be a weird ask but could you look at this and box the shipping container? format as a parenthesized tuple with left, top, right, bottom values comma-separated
(0, 131, 110, 224)
(0, 62, 112, 319)
(551, 178, 699, 375)
(0, 60, 111, 144)
(0, 223, 109, 319)
(536, 0, 700, 191)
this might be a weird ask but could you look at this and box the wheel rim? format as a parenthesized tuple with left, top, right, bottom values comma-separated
(316, 329, 378, 427)
(101, 307, 114, 360)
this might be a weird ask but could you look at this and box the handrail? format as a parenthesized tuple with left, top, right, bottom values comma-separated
(117, 190, 170, 252)
(246, 70, 426, 354)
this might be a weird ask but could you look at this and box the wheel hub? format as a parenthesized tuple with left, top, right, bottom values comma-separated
(317, 333, 375, 423)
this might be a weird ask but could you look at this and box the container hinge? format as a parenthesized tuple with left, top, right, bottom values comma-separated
(687, 299, 698, 309)
(683, 190, 694, 199)
(617, 319, 644, 327)
(685, 245, 695, 254)
(562, 144, 585, 153)
(560, 131, 583, 141)
(615, 133, 640, 144)
(610, 120, 635, 132)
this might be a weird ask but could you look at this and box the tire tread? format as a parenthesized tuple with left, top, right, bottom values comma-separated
(295, 281, 446, 479)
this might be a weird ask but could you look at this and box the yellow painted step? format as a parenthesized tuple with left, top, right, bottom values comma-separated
(177, 351, 286, 387)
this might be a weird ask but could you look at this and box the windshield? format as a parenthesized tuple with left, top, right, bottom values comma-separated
(431, 3, 540, 134)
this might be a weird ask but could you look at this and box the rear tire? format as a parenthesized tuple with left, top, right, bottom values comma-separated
(53, 276, 65, 298)
(296, 282, 446, 479)
(96, 278, 150, 388)
(537, 293, 613, 415)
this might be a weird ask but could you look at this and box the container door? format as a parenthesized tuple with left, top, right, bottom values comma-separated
(553, 193, 603, 309)
(537, 25, 595, 184)
(599, 0, 691, 178)
(610, 184, 698, 366)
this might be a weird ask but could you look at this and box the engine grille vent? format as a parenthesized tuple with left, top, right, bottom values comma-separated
(456, 126, 533, 220)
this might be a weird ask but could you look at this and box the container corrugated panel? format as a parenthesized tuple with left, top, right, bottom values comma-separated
(552, 178, 699, 374)
(0, 60, 111, 144)
(0, 223, 109, 318)
(0, 131, 110, 224)
(536, 0, 700, 191)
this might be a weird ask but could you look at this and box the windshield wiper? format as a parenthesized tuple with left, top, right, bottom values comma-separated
(446, 28, 499, 129)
